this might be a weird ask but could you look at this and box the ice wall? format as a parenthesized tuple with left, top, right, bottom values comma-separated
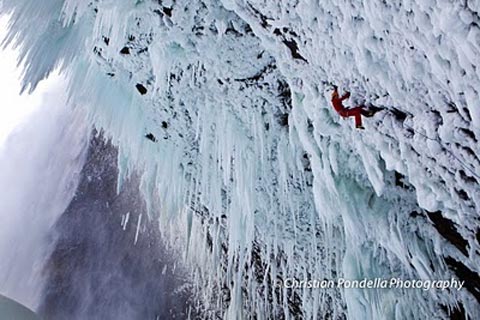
(1, 0, 480, 319)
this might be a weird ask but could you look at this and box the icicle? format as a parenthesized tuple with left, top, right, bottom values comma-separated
(134, 213, 142, 245)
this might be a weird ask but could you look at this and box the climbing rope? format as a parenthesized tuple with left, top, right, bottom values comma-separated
(383, 108, 480, 181)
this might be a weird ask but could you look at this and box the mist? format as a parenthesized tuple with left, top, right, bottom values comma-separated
(0, 78, 89, 311)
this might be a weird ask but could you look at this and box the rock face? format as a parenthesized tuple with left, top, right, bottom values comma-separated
(39, 133, 195, 320)
(2, 0, 480, 318)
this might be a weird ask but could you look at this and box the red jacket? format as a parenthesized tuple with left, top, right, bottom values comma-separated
(331, 90, 350, 113)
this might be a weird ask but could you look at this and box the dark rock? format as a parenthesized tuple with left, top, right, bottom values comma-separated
(394, 171, 409, 189)
(120, 47, 130, 55)
(426, 211, 469, 257)
(458, 128, 477, 142)
(278, 114, 289, 127)
(282, 39, 308, 62)
(145, 133, 157, 142)
(455, 188, 470, 201)
(445, 257, 480, 303)
(136, 84, 148, 95)
(390, 108, 408, 122)
(163, 7, 172, 17)
(440, 302, 469, 320)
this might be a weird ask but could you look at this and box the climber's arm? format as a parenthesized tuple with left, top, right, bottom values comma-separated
(340, 91, 350, 101)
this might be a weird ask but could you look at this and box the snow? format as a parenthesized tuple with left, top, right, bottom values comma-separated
(1, 0, 480, 319)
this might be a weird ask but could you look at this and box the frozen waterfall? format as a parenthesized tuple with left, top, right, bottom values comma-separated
(1, 0, 479, 319)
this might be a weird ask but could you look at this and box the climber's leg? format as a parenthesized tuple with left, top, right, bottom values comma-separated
(343, 107, 364, 127)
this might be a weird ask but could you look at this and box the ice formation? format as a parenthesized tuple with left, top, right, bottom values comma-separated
(1, 0, 480, 318)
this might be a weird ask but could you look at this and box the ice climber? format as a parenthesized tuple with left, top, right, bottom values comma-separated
(331, 86, 380, 129)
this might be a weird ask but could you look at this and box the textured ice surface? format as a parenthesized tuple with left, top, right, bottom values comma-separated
(1, 0, 480, 318)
